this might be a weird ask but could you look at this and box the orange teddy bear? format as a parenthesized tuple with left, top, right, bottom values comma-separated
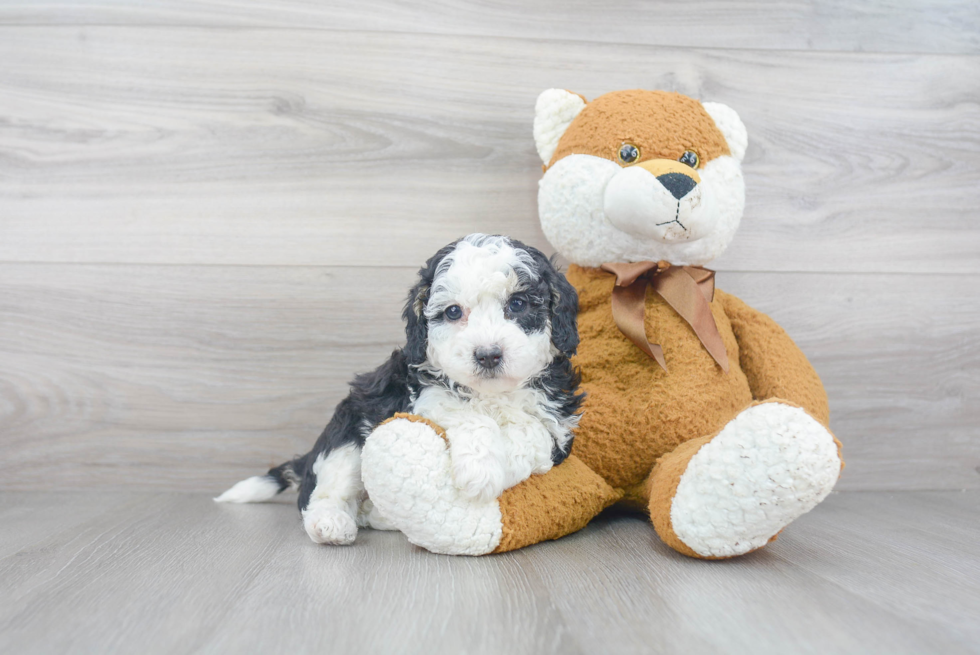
(362, 89, 843, 558)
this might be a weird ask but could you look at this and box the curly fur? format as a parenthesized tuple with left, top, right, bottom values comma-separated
(215, 234, 583, 545)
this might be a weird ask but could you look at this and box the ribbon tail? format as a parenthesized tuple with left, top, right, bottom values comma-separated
(685, 266, 716, 303)
(652, 268, 730, 373)
(610, 280, 668, 372)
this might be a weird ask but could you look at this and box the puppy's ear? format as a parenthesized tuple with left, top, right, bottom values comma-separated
(402, 241, 457, 366)
(525, 246, 579, 357)
(402, 278, 429, 367)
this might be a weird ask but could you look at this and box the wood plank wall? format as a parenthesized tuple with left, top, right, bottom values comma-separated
(1, 1, 978, 491)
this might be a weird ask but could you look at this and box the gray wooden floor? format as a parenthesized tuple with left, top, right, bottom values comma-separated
(2, 0, 979, 653)
(1, 490, 978, 654)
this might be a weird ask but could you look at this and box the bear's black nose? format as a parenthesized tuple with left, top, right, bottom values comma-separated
(474, 345, 503, 370)
(657, 172, 698, 200)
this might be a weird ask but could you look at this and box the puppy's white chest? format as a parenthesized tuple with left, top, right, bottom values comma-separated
(412, 387, 547, 433)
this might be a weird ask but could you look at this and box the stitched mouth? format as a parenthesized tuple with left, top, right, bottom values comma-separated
(655, 200, 687, 231)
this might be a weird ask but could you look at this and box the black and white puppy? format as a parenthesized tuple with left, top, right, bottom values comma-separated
(216, 234, 583, 545)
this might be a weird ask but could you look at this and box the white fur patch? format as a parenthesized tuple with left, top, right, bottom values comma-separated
(538, 153, 745, 267)
(396, 233, 574, 518)
(423, 234, 553, 395)
(214, 475, 280, 503)
(302, 443, 363, 545)
(361, 418, 503, 556)
(670, 403, 841, 558)
(533, 89, 586, 164)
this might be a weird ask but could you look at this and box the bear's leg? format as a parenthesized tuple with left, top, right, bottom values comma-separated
(361, 414, 621, 555)
(646, 400, 843, 559)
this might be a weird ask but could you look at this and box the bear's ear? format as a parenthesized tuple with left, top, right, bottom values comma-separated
(702, 102, 748, 162)
(534, 89, 587, 165)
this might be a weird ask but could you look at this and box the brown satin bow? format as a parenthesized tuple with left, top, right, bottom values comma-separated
(599, 261, 729, 373)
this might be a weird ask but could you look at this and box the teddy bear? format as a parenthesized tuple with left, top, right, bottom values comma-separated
(360, 88, 843, 558)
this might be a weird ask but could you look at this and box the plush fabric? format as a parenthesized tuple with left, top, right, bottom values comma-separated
(382, 412, 450, 443)
(494, 455, 622, 553)
(547, 90, 730, 169)
(363, 88, 844, 559)
(647, 399, 843, 559)
(369, 413, 621, 555)
(561, 264, 843, 558)
(646, 431, 716, 559)
(568, 264, 755, 490)
(537, 92, 746, 268)
(719, 293, 831, 427)
(365, 414, 505, 555)
(534, 89, 587, 166)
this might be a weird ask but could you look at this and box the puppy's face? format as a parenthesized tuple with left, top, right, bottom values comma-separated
(405, 235, 578, 394)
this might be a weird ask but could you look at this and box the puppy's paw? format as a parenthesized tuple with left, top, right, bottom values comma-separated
(451, 448, 506, 502)
(502, 421, 557, 479)
(303, 504, 358, 545)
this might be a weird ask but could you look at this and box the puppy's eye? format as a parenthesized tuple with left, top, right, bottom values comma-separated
(444, 305, 463, 321)
(507, 296, 527, 313)
(679, 150, 700, 169)
(618, 143, 639, 164)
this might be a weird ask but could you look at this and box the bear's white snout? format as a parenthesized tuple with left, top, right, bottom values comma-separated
(603, 165, 718, 244)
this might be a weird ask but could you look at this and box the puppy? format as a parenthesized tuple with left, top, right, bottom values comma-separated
(216, 234, 583, 545)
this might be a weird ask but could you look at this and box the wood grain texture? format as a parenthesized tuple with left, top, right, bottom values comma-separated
(0, 492, 135, 559)
(0, 490, 977, 654)
(0, 0, 977, 55)
(0, 28, 978, 272)
(1, 263, 977, 492)
(0, 264, 415, 491)
(1, 4, 976, 650)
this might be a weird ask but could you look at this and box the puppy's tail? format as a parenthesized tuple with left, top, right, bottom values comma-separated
(214, 456, 306, 504)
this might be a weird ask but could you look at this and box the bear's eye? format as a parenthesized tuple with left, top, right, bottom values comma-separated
(444, 305, 463, 321)
(618, 143, 639, 164)
(679, 150, 700, 169)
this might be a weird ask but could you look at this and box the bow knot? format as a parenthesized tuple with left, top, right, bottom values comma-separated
(599, 261, 729, 373)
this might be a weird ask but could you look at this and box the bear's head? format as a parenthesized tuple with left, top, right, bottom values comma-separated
(534, 89, 747, 268)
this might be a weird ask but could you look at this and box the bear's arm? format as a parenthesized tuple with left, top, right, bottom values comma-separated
(717, 290, 830, 426)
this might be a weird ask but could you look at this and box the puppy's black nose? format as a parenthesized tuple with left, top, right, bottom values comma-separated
(474, 345, 503, 370)
(657, 172, 698, 200)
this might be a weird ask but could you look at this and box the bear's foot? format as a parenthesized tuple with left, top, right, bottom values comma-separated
(362, 414, 623, 556)
(650, 401, 842, 559)
(361, 416, 504, 555)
